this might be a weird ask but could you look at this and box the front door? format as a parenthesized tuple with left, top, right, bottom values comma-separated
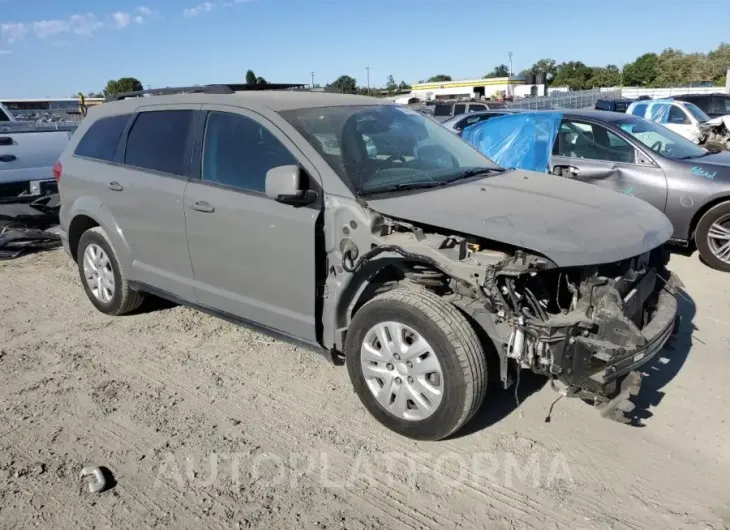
(664, 105, 697, 143)
(184, 106, 321, 343)
(550, 118, 668, 213)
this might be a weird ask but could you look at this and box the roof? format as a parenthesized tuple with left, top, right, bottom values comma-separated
(91, 90, 390, 117)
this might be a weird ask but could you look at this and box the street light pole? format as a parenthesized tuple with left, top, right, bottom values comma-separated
(508, 52, 513, 77)
(366, 66, 370, 95)
(311, 71, 315, 88)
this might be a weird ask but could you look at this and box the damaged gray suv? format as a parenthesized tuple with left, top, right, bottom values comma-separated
(58, 84, 681, 440)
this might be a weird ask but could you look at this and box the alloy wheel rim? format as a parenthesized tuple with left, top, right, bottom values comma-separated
(83, 243, 116, 303)
(707, 214, 730, 265)
(360, 321, 444, 421)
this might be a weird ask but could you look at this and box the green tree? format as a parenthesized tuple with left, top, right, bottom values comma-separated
(527, 58, 558, 80)
(586, 65, 621, 88)
(622, 53, 658, 86)
(483, 64, 510, 78)
(398, 80, 411, 91)
(256, 76, 267, 84)
(245, 69, 257, 84)
(708, 43, 730, 85)
(329, 75, 357, 93)
(386, 75, 398, 95)
(427, 74, 452, 82)
(552, 61, 593, 90)
(103, 77, 143, 97)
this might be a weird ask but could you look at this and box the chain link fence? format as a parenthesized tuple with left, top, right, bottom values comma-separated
(505, 88, 622, 110)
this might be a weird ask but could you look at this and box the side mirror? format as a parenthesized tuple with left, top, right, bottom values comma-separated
(265, 165, 317, 206)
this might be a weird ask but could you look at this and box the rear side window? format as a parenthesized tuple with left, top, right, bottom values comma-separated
(433, 105, 452, 117)
(201, 111, 297, 193)
(469, 104, 486, 112)
(74, 114, 132, 161)
(630, 103, 648, 117)
(125, 110, 194, 176)
(453, 104, 466, 116)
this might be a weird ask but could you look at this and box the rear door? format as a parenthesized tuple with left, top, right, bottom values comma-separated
(99, 105, 200, 300)
(550, 118, 668, 212)
(183, 105, 321, 342)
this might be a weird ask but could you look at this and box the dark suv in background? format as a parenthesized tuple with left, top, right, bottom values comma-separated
(673, 93, 730, 119)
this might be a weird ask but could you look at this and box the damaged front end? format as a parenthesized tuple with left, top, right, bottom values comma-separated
(699, 118, 730, 150)
(493, 249, 680, 399)
(356, 216, 681, 418)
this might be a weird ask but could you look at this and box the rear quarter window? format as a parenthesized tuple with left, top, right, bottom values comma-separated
(124, 110, 194, 176)
(74, 114, 132, 161)
(630, 103, 648, 118)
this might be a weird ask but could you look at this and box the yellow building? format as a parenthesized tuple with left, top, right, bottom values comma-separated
(410, 76, 546, 101)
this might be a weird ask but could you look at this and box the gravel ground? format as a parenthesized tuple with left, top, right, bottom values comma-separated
(1, 248, 730, 529)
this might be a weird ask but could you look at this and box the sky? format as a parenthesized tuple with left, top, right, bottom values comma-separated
(1, 0, 729, 98)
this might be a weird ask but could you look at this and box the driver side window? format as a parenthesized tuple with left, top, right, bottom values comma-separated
(554, 120, 635, 164)
(668, 106, 690, 125)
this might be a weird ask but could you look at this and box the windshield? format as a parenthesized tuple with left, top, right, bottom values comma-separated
(683, 102, 711, 123)
(280, 105, 499, 194)
(615, 116, 708, 160)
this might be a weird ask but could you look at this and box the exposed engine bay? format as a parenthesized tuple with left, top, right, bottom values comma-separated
(699, 117, 730, 151)
(339, 214, 680, 403)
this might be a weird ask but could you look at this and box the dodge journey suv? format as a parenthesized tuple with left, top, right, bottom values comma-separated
(57, 84, 681, 440)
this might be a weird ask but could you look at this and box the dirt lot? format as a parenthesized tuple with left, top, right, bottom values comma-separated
(1, 248, 730, 529)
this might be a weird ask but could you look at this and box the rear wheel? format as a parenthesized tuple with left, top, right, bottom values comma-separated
(695, 202, 730, 272)
(345, 288, 488, 440)
(76, 227, 144, 315)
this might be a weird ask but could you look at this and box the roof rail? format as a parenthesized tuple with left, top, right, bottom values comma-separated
(105, 83, 309, 102)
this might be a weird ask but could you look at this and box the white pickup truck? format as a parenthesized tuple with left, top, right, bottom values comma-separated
(0, 102, 77, 200)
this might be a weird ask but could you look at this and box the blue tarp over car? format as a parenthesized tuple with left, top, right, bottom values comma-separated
(461, 112, 562, 173)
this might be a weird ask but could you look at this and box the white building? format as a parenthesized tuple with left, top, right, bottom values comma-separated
(408, 77, 547, 101)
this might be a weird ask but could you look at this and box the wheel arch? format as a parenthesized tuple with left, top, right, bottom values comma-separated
(65, 197, 131, 271)
(689, 193, 730, 242)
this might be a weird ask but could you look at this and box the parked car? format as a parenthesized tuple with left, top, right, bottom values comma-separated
(463, 109, 730, 271)
(594, 98, 635, 113)
(440, 108, 526, 134)
(673, 93, 730, 120)
(0, 120, 75, 200)
(58, 84, 679, 440)
(626, 98, 730, 150)
(0, 103, 16, 122)
(430, 100, 508, 123)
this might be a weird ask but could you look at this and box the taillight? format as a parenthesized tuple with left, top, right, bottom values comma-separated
(52, 160, 63, 181)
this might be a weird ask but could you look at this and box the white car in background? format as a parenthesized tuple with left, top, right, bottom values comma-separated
(626, 98, 730, 150)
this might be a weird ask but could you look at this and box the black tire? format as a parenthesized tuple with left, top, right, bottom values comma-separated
(76, 227, 144, 315)
(695, 202, 730, 272)
(345, 288, 488, 441)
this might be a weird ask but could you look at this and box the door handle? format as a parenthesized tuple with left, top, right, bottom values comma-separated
(190, 201, 215, 213)
(108, 181, 123, 191)
(552, 165, 580, 178)
(0, 154, 16, 163)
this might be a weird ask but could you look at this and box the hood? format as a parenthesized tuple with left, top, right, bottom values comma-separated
(366, 170, 673, 268)
(705, 115, 730, 129)
(687, 151, 730, 172)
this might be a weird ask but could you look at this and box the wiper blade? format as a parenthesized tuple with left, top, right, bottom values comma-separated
(440, 167, 505, 183)
(359, 168, 505, 195)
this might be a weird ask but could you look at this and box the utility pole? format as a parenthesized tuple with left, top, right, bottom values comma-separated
(508, 52, 513, 77)
(310, 71, 315, 88)
(365, 66, 370, 95)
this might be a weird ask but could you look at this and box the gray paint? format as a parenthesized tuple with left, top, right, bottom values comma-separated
(548, 110, 730, 242)
(59, 92, 673, 355)
(0, 128, 72, 186)
(367, 171, 673, 267)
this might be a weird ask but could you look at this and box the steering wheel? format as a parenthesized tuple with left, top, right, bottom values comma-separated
(650, 140, 663, 153)
(385, 154, 406, 165)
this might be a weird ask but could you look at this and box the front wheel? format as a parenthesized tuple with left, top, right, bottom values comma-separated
(695, 202, 730, 272)
(345, 288, 488, 440)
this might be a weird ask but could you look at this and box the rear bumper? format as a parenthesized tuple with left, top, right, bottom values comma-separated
(562, 272, 680, 396)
